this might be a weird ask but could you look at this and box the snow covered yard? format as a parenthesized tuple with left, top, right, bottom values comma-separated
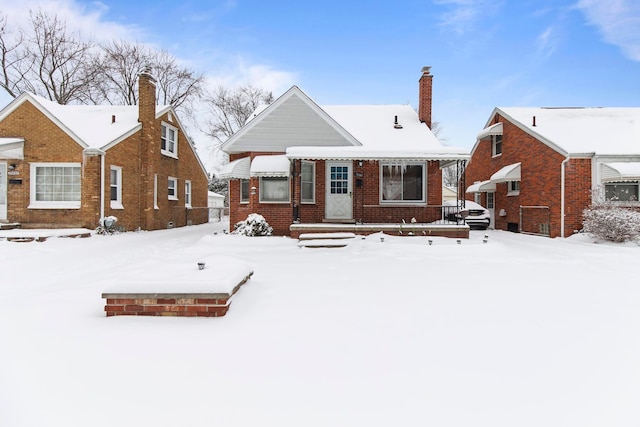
(1, 221, 639, 427)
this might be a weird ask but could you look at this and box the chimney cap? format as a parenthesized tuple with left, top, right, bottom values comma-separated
(421, 66, 432, 75)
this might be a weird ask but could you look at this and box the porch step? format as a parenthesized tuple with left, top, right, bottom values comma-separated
(297, 232, 356, 248)
(0, 222, 21, 230)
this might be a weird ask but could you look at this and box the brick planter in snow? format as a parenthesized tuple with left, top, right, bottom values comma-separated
(101, 256, 253, 318)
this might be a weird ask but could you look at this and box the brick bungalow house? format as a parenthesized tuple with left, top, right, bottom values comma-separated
(0, 71, 209, 231)
(220, 67, 470, 237)
(465, 107, 640, 238)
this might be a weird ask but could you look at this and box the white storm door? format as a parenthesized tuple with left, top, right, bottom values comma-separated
(486, 191, 495, 229)
(325, 161, 352, 220)
(0, 163, 7, 220)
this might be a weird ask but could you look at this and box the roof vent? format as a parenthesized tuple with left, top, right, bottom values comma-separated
(111, 115, 116, 124)
(532, 115, 536, 127)
(394, 115, 403, 129)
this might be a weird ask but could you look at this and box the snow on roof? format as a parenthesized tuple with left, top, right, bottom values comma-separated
(249, 154, 290, 176)
(225, 86, 470, 160)
(288, 104, 469, 160)
(322, 104, 442, 150)
(498, 107, 640, 156)
(9, 93, 172, 150)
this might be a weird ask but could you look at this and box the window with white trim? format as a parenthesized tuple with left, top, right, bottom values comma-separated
(381, 162, 425, 203)
(492, 134, 503, 156)
(110, 166, 123, 209)
(301, 161, 315, 203)
(486, 192, 495, 209)
(474, 192, 481, 204)
(259, 176, 289, 203)
(161, 123, 178, 157)
(30, 163, 81, 209)
(507, 180, 520, 196)
(168, 176, 178, 200)
(605, 182, 639, 202)
(185, 180, 192, 207)
(240, 179, 249, 203)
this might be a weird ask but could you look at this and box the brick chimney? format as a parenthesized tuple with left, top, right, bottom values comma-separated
(418, 66, 433, 129)
(138, 67, 156, 124)
(137, 67, 158, 230)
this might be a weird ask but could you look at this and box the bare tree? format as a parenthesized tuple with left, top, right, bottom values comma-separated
(152, 49, 204, 113)
(202, 84, 274, 145)
(24, 10, 101, 104)
(0, 10, 204, 112)
(0, 13, 30, 98)
(97, 40, 151, 105)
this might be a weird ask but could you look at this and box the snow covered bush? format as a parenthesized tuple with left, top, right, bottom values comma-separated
(233, 213, 273, 236)
(582, 201, 640, 243)
(96, 216, 119, 235)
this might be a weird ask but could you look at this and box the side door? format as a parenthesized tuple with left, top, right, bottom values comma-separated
(486, 191, 495, 229)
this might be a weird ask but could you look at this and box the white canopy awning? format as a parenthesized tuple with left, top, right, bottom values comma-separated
(476, 123, 503, 140)
(490, 162, 521, 183)
(0, 138, 24, 160)
(250, 155, 290, 177)
(218, 156, 250, 179)
(466, 180, 497, 193)
(601, 162, 640, 182)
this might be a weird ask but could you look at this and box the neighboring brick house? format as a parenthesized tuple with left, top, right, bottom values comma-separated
(220, 67, 470, 236)
(465, 107, 640, 238)
(0, 71, 209, 231)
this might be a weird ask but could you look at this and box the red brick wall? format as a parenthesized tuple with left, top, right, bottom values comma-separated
(465, 114, 591, 237)
(229, 155, 444, 235)
(564, 158, 592, 235)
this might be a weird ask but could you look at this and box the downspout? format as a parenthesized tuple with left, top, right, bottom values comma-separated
(100, 151, 105, 222)
(560, 157, 569, 238)
(291, 159, 298, 223)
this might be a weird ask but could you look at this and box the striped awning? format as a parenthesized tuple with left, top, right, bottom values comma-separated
(601, 162, 640, 182)
(218, 156, 250, 179)
(466, 180, 497, 193)
(476, 123, 503, 140)
(0, 138, 24, 160)
(490, 162, 521, 183)
(250, 155, 290, 177)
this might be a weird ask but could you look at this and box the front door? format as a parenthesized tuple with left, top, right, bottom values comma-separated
(325, 161, 352, 220)
(486, 191, 495, 229)
(0, 163, 7, 220)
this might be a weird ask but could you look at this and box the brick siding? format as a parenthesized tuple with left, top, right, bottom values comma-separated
(0, 80, 209, 230)
(465, 114, 592, 237)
